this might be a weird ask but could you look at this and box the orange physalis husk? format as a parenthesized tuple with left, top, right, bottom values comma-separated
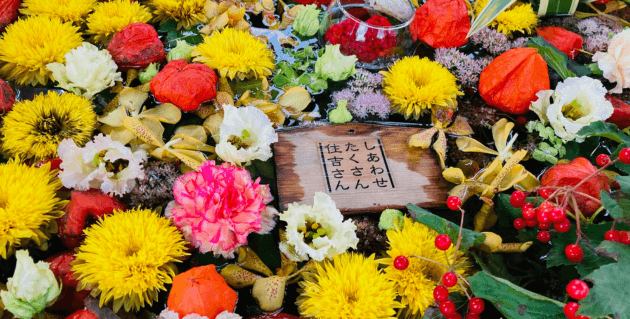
(537, 27, 583, 59)
(409, 0, 470, 48)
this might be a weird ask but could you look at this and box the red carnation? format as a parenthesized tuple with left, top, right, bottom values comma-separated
(537, 27, 583, 59)
(46, 252, 91, 313)
(107, 22, 166, 71)
(410, 0, 470, 48)
(0, 78, 15, 114)
(0, 0, 20, 33)
(324, 15, 396, 63)
(150, 59, 218, 112)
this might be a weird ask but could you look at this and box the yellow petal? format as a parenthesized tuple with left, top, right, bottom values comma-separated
(408, 127, 438, 149)
(477, 158, 502, 184)
(123, 117, 165, 147)
(497, 165, 529, 192)
(278, 87, 311, 113)
(489, 150, 528, 190)
(515, 171, 541, 191)
(139, 103, 182, 124)
(448, 181, 488, 203)
(174, 125, 208, 143)
(492, 118, 514, 159)
(442, 167, 466, 184)
(444, 116, 474, 136)
(98, 106, 126, 127)
(456, 137, 499, 155)
(119, 88, 149, 116)
(204, 0, 219, 19)
(203, 112, 224, 142)
(169, 149, 211, 171)
(433, 130, 447, 169)
(170, 134, 215, 153)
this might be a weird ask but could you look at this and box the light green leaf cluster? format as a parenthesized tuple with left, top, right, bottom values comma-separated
(526, 120, 566, 164)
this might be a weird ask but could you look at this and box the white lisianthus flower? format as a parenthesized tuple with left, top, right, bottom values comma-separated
(529, 77, 614, 142)
(47, 42, 122, 100)
(216, 105, 278, 166)
(58, 134, 147, 196)
(214, 311, 242, 319)
(0, 250, 61, 319)
(593, 28, 630, 94)
(279, 192, 359, 262)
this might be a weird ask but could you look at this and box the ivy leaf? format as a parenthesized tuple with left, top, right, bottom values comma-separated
(600, 190, 630, 220)
(469, 271, 565, 319)
(577, 121, 630, 145)
(407, 204, 485, 250)
(578, 242, 630, 318)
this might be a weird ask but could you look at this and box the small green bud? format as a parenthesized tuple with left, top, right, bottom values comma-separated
(139, 63, 159, 84)
(167, 39, 194, 62)
(329, 100, 352, 124)
(378, 209, 404, 231)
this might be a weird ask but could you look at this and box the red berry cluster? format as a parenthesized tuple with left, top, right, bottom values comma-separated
(564, 280, 590, 319)
(604, 229, 630, 244)
(324, 15, 397, 63)
(433, 280, 486, 319)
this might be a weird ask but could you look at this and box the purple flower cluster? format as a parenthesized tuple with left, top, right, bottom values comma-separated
(576, 17, 621, 52)
(469, 28, 529, 56)
(434, 48, 493, 88)
(330, 68, 392, 120)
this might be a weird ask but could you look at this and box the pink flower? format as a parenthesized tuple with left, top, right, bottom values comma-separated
(166, 161, 267, 258)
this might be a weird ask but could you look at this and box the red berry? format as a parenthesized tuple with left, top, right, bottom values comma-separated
(433, 285, 450, 302)
(439, 300, 457, 316)
(596, 154, 611, 166)
(605, 230, 620, 242)
(575, 316, 590, 319)
(620, 231, 630, 245)
(565, 244, 584, 263)
(539, 201, 554, 210)
(465, 314, 480, 319)
(564, 302, 580, 318)
(393, 255, 409, 270)
(537, 230, 551, 243)
(446, 314, 462, 319)
(619, 147, 630, 164)
(566, 280, 589, 300)
(526, 219, 538, 228)
(515, 115, 528, 126)
(537, 210, 551, 224)
(540, 189, 553, 199)
(435, 234, 452, 251)
(447, 196, 462, 211)
(522, 202, 534, 210)
(539, 222, 551, 230)
(513, 218, 527, 230)
(550, 208, 566, 223)
(510, 191, 526, 208)
(522, 207, 536, 220)
(468, 297, 485, 314)
(442, 272, 458, 287)
(554, 219, 571, 233)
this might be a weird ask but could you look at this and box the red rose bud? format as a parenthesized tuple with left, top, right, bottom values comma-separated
(0, 0, 20, 33)
(606, 94, 630, 129)
(66, 310, 99, 319)
(0, 78, 15, 113)
(410, 0, 469, 48)
(479, 48, 550, 114)
(58, 189, 127, 249)
(107, 22, 166, 71)
(537, 27, 583, 59)
(151, 59, 218, 112)
(46, 252, 91, 313)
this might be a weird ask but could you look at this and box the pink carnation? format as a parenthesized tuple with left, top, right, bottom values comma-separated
(167, 161, 266, 258)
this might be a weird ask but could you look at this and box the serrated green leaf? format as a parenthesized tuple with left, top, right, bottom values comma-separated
(407, 204, 485, 250)
(467, 0, 518, 38)
(577, 121, 630, 145)
(601, 190, 630, 220)
(469, 272, 565, 319)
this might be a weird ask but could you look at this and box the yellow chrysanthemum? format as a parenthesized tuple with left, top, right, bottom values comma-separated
(149, 0, 208, 30)
(0, 159, 66, 259)
(0, 16, 82, 86)
(21, 0, 97, 23)
(474, 0, 538, 35)
(381, 217, 472, 318)
(297, 252, 402, 319)
(381, 56, 462, 120)
(0, 92, 97, 161)
(86, 0, 153, 44)
(193, 28, 275, 80)
(72, 208, 188, 312)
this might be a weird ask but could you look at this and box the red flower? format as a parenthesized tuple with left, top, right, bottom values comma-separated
(0, 78, 15, 113)
(537, 27, 583, 59)
(540, 157, 610, 217)
(409, 0, 470, 48)
(479, 48, 550, 114)
(606, 94, 630, 129)
(57, 189, 127, 249)
(0, 0, 20, 33)
(46, 252, 91, 313)
(107, 22, 166, 71)
(291, 0, 330, 6)
(66, 310, 98, 319)
(324, 15, 396, 63)
(150, 59, 218, 112)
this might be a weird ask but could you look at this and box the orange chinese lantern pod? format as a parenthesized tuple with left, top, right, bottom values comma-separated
(537, 27, 583, 59)
(479, 47, 550, 115)
(409, 0, 470, 48)
(540, 157, 609, 217)
(167, 265, 238, 319)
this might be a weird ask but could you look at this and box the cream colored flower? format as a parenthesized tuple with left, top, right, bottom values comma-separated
(46, 42, 121, 99)
(593, 28, 630, 94)
(530, 76, 613, 142)
(0, 250, 61, 319)
(279, 192, 358, 262)
(368, 0, 413, 21)
(214, 311, 242, 319)
(215, 105, 278, 166)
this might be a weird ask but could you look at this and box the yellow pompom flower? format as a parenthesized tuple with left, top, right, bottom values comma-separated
(86, 0, 153, 44)
(0, 16, 82, 86)
(0, 92, 97, 161)
(20, 0, 97, 23)
(297, 252, 402, 319)
(474, 0, 538, 35)
(0, 159, 66, 259)
(193, 28, 275, 80)
(149, 0, 207, 30)
(381, 217, 472, 318)
(381, 56, 462, 120)
(72, 208, 188, 312)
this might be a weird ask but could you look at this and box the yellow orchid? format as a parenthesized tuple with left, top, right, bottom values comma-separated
(456, 118, 517, 163)
(408, 106, 474, 169)
(480, 232, 532, 253)
(148, 125, 216, 172)
(201, 1, 250, 33)
(443, 150, 539, 232)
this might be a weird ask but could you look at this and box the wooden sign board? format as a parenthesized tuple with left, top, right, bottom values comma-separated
(274, 123, 449, 213)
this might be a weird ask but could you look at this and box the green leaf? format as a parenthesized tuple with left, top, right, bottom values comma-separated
(613, 145, 630, 175)
(578, 242, 630, 318)
(577, 121, 630, 145)
(407, 204, 485, 250)
(467, 0, 518, 38)
(616, 175, 630, 196)
(588, 62, 603, 75)
(247, 233, 282, 270)
(157, 19, 178, 33)
(472, 253, 519, 283)
(468, 272, 565, 319)
(496, 194, 543, 227)
(601, 190, 630, 220)
(527, 37, 576, 79)
(253, 159, 275, 179)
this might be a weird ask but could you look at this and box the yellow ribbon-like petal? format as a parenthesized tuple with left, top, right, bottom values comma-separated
(408, 127, 438, 149)
(492, 119, 514, 157)
(444, 116, 474, 136)
(442, 167, 467, 184)
(139, 103, 182, 124)
(123, 117, 166, 147)
(456, 136, 499, 156)
(433, 130, 447, 169)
